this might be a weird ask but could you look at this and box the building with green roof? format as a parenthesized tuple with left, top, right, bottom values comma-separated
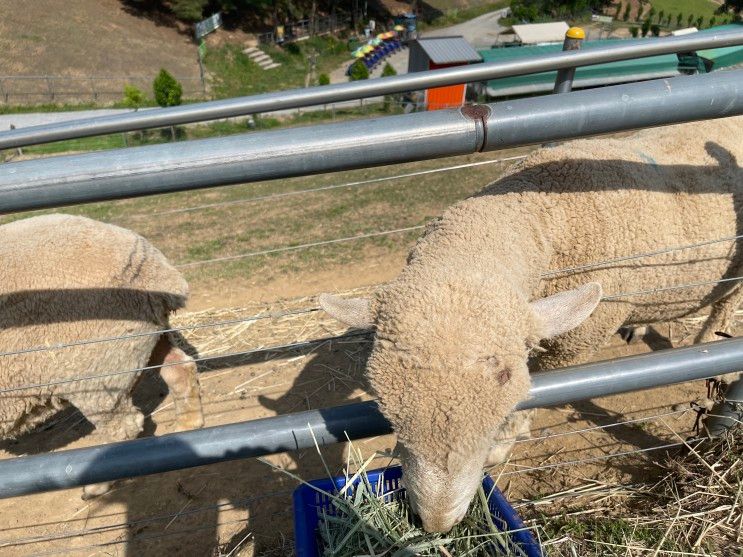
(480, 23, 743, 98)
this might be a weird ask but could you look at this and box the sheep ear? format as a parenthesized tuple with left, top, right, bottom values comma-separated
(530, 282, 602, 339)
(319, 293, 374, 329)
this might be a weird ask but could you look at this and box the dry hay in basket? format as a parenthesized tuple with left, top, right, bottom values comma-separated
(523, 423, 742, 556)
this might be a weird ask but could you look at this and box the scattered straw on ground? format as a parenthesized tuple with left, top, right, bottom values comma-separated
(522, 424, 742, 556)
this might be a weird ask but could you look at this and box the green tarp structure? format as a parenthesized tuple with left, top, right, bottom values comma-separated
(481, 23, 743, 98)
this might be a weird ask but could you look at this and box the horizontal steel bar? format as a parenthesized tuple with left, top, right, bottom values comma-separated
(1, 29, 742, 149)
(0, 108, 479, 213)
(1, 70, 742, 215)
(0, 337, 740, 498)
(482, 68, 743, 149)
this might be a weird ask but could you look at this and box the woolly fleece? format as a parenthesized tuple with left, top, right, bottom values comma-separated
(0, 214, 189, 442)
(324, 115, 743, 532)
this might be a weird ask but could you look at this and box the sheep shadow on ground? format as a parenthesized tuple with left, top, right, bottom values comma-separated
(88, 333, 372, 556)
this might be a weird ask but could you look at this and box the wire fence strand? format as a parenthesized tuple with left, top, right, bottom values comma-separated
(176, 225, 425, 268)
(498, 440, 696, 477)
(491, 408, 691, 447)
(0, 331, 371, 394)
(121, 156, 528, 220)
(1, 229, 742, 388)
(0, 402, 702, 551)
(0, 307, 318, 359)
(2, 238, 742, 361)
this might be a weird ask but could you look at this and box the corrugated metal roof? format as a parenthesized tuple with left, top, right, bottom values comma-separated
(415, 37, 482, 64)
(511, 22, 569, 45)
(480, 24, 743, 98)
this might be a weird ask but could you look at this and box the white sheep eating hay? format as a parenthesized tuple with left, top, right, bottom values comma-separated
(0, 214, 204, 498)
(320, 115, 743, 533)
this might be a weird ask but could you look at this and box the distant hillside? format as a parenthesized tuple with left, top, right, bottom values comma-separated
(0, 0, 200, 79)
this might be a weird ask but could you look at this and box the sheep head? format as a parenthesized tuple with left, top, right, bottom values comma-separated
(320, 280, 602, 532)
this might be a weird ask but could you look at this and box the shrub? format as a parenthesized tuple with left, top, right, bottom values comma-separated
(381, 63, 397, 78)
(122, 84, 146, 109)
(657, 9, 664, 23)
(677, 12, 683, 26)
(318, 73, 331, 86)
(687, 14, 695, 26)
(629, 26, 639, 37)
(650, 24, 661, 36)
(348, 60, 369, 81)
(623, 4, 631, 21)
(696, 16, 704, 28)
(153, 69, 183, 107)
(709, 16, 717, 26)
(284, 42, 301, 55)
(641, 17, 652, 36)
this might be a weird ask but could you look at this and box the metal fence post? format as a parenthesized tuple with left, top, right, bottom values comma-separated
(46, 77, 55, 102)
(705, 375, 743, 436)
(545, 26, 585, 148)
(553, 26, 585, 94)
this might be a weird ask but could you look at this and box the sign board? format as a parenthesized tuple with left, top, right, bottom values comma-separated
(195, 13, 222, 39)
(591, 15, 613, 24)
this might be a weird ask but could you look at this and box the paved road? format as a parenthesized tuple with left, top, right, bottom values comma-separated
(422, 7, 510, 48)
(0, 108, 153, 131)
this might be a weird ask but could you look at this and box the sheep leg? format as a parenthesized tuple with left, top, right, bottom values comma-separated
(695, 285, 743, 388)
(694, 284, 743, 345)
(68, 395, 145, 499)
(153, 335, 204, 432)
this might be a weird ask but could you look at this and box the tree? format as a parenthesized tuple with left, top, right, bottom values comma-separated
(641, 17, 652, 36)
(629, 25, 639, 37)
(122, 84, 146, 110)
(153, 69, 183, 107)
(623, 3, 631, 21)
(317, 73, 330, 85)
(381, 63, 397, 77)
(348, 60, 369, 81)
(650, 23, 661, 36)
(723, 0, 743, 14)
(676, 12, 683, 27)
(709, 16, 717, 26)
(687, 14, 695, 26)
(696, 16, 704, 28)
(657, 9, 664, 23)
(615, 1, 622, 17)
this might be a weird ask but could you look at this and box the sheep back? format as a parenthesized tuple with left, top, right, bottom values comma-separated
(0, 214, 188, 438)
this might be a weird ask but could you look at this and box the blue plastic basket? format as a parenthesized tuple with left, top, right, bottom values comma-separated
(293, 466, 542, 557)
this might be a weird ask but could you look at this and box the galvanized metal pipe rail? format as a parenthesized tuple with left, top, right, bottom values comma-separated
(1, 70, 742, 214)
(1, 29, 743, 149)
(0, 337, 740, 498)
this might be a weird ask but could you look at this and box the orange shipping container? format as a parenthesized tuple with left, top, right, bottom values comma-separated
(426, 62, 466, 111)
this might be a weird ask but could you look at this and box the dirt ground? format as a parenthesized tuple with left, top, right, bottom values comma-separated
(0, 0, 202, 102)
(0, 266, 719, 556)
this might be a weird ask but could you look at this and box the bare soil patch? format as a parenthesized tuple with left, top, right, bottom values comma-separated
(0, 0, 201, 102)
